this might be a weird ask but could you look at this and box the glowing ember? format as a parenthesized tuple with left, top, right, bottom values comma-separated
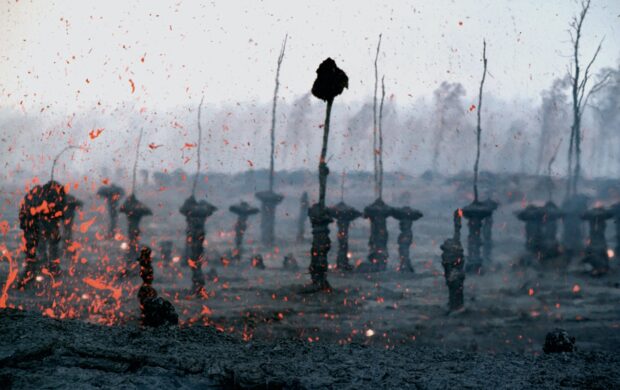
(346, 252, 352, 259)
(35, 275, 44, 282)
(172, 256, 181, 263)
(120, 242, 129, 250)
(365, 329, 375, 337)
(607, 249, 614, 259)
(528, 288, 534, 296)
(572, 284, 581, 293)
(81, 293, 90, 300)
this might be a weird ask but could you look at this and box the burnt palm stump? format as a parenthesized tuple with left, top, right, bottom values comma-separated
(17, 185, 43, 288)
(462, 201, 493, 274)
(308, 203, 333, 288)
(541, 201, 563, 260)
(361, 198, 393, 272)
(581, 207, 612, 276)
(516, 205, 545, 257)
(63, 193, 83, 248)
(120, 194, 152, 273)
(329, 201, 361, 271)
(180, 196, 217, 295)
(561, 195, 589, 258)
(255, 190, 284, 248)
(392, 206, 423, 273)
(39, 180, 67, 277)
(297, 192, 309, 243)
(229, 201, 259, 262)
(97, 184, 125, 239)
(481, 198, 499, 266)
(440, 209, 465, 312)
(610, 202, 620, 257)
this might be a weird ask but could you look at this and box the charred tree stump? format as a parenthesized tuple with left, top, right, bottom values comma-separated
(255, 190, 284, 249)
(462, 201, 493, 274)
(308, 203, 332, 288)
(541, 201, 563, 260)
(283, 253, 298, 270)
(159, 240, 173, 266)
(516, 205, 545, 257)
(361, 198, 393, 272)
(297, 192, 309, 243)
(581, 207, 612, 276)
(610, 202, 620, 258)
(96, 184, 125, 239)
(229, 201, 259, 262)
(120, 194, 152, 274)
(329, 201, 361, 271)
(441, 209, 465, 312)
(180, 196, 216, 295)
(561, 195, 589, 258)
(480, 198, 498, 266)
(63, 193, 83, 248)
(392, 206, 423, 273)
(17, 185, 43, 288)
(38, 180, 67, 277)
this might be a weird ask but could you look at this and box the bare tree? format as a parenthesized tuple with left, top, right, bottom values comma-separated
(269, 34, 288, 192)
(378, 75, 386, 199)
(372, 34, 382, 199)
(191, 96, 205, 196)
(473, 40, 487, 203)
(566, 0, 610, 195)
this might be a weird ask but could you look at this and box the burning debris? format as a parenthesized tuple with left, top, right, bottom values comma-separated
(543, 329, 576, 354)
(137, 246, 178, 327)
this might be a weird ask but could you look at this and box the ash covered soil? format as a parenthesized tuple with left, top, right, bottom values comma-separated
(1, 172, 620, 388)
(1, 308, 619, 389)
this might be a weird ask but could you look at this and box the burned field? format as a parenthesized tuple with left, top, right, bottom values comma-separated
(1, 172, 620, 388)
(2, 0, 620, 388)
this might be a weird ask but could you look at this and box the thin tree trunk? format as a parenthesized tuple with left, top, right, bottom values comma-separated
(191, 96, 204, 197)
(372, 34, 382, 199)
(318, 99, 333, 209)
(378, 76, 386, 200)
(473, 41, 487, 203)
(131, 128, 144, 195)
(269, 34, 288, 192)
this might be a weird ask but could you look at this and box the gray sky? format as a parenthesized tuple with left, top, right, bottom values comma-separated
(1, 0, 619, 112)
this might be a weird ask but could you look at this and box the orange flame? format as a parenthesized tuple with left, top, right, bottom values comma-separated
(82, 277, 122, 301)
(0, 245, 18, 308)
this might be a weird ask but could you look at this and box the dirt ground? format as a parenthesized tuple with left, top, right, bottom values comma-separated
(0, 172, 619, 387)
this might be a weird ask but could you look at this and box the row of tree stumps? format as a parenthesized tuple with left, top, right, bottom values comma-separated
(516, 198, 620, 276)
